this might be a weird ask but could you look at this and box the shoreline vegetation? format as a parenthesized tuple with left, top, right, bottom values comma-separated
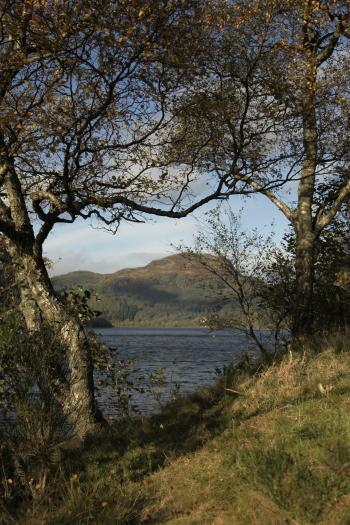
(87, 320, 274, 330)
(2, 332, 350, 524)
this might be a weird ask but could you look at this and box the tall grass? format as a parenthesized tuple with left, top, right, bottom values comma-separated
(2, 333, 350, 524)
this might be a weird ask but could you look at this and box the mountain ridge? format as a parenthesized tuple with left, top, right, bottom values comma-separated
(52, 254, 235, 327)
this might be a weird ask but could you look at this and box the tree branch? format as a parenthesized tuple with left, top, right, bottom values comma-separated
(233, 174, 296, 223)
(316, 22, 343, 66)
(315, 178, 350, 234)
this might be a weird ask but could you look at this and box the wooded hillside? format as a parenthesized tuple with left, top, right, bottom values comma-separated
(52, 255, 239, 327)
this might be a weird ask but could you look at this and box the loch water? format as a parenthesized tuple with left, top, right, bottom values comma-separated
(95, 327, 273, 416)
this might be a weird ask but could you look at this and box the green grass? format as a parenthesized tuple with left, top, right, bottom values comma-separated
(2, 335, 350, 524)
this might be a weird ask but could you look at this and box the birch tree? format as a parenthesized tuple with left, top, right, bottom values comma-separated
(171, 0, 350, 337)
(1, 0, 287, 437)
(0, 0, 251, 437)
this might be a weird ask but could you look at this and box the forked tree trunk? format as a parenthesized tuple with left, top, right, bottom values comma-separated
(0, 157, 101, 438)
(10, 244, 101, 438)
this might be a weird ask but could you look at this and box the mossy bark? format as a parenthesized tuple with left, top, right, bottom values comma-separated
(9, 243, 100, 438)
(1, 157, 102, 438)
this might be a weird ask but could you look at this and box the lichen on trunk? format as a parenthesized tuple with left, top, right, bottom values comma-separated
(9, 244, 101, 439)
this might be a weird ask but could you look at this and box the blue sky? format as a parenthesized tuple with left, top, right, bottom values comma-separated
(44, 193, 290, 276)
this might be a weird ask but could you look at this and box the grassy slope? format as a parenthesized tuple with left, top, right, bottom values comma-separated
(12, 335, 350, 525)
(52, 255, 238, 327)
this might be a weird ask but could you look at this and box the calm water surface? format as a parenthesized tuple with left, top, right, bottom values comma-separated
(95, 327, 268, 416)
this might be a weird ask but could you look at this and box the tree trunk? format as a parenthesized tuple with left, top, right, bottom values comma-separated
(292, 46, 318, 339)
(292, 227, 315, 338)
(9, 243, 101, 438)
(0, 154, 102, 438)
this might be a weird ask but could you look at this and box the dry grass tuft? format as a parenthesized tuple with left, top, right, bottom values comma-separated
(2, 334, 350, 524)
(232, 346, 350, 419)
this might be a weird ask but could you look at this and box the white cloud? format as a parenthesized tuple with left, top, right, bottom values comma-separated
(44, 215, 200, 275)
(44, 194, 289, 275)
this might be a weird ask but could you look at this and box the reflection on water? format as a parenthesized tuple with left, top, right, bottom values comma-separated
(95, 327, 270, 416)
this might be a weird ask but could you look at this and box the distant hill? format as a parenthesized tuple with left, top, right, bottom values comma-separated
(52, 254, 238, 327)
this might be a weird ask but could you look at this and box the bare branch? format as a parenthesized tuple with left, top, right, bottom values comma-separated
(316, 19, 345, 66)
(315, 178, 350, 234)
(234, 174, 296, 223)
